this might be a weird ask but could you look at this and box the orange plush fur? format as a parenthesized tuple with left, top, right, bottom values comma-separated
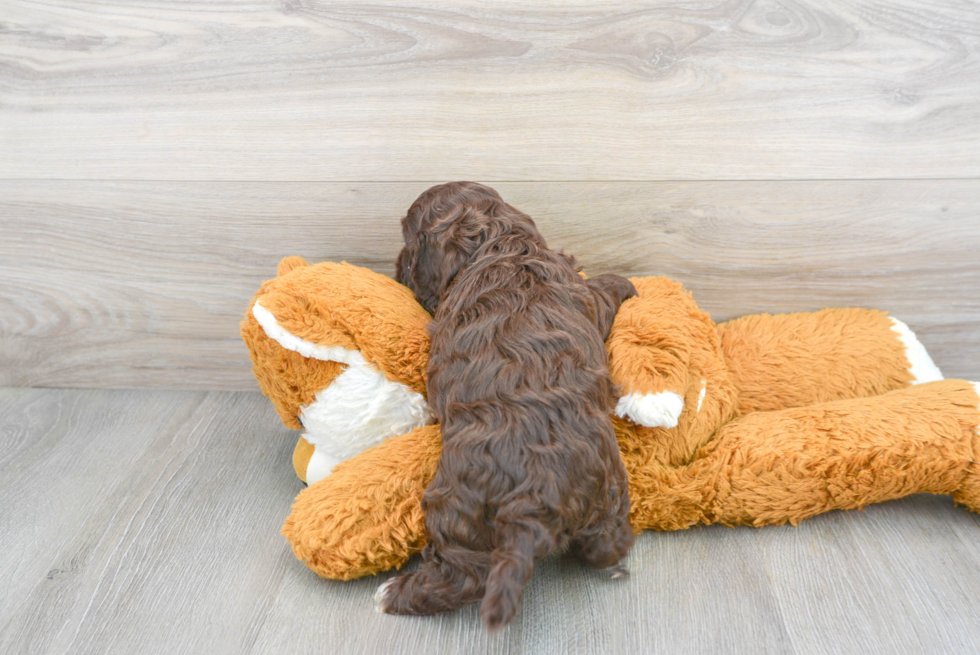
(242, 259, 980, 580)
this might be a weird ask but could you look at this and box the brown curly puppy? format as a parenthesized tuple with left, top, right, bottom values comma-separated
(376, 182, 636, 629)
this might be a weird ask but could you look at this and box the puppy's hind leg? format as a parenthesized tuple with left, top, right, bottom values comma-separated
(375, 543, 490, 616)
(570, 511, 636, 574)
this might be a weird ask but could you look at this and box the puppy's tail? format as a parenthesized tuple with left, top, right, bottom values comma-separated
(480, 517, 551, 630)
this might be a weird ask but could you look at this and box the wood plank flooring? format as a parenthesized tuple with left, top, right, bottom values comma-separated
(2, 387, 980, 655)
(3, 180, 979, 389)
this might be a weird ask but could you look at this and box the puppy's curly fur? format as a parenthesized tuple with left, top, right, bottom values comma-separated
(380, 182, 636, 629)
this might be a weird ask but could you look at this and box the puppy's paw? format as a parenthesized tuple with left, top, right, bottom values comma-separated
(480, 593, 519, 632)
(374, 578, 398, 614)
(607, 565, 629, 580)
(615, 391, 684, 428)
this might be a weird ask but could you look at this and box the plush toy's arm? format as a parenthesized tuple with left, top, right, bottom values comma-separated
(282, 424, 442, 580)
(606, 277, 699, 429)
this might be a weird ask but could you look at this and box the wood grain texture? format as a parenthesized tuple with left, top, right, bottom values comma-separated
(2, 0, 979, 181)
(0, 387, 300, 655)
(2, 179, 978, 390)
(758, 494, 980, 654)
(2, 388, 980, 654)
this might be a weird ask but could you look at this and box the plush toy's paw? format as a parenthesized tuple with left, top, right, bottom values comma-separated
(282, 424, 441, 580)
(615, 391, 685, 428)
(302, 446, 344, 485)
(374, 577, 398, 613)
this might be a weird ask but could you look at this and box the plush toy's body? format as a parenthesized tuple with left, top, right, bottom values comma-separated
(241, 259, 980, 581)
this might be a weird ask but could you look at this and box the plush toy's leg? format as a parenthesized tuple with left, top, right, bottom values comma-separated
(703, 379, 979, 527)
(951, 382, 980, 512)
(717, 308, 940, 414)
(626, 380, 980, 531)
(282, 424, 442, 580)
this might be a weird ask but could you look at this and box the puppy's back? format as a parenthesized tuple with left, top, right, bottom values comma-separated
(425, 242, 632, 627)
(382, 181, 635, 629)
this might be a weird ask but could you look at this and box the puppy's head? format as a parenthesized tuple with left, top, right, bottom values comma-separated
(396, 181, 543, 314)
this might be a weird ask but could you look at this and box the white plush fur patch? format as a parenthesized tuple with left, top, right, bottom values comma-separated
(299, 359, 433, 476)
(252, 301, 362, 366)
(696, 381, 707, 413)
(616, 391, 685, 429)
(253, 300, 433, 483)
(889, 318, 944, 384)
(303, 447, 343, 486)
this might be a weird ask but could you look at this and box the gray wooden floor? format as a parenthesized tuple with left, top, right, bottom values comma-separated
(2, 386, 980, 655)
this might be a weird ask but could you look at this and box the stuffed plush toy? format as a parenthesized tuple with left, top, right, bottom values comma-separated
(242, 257, 980, 581)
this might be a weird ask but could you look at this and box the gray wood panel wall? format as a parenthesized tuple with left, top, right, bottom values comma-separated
(2, 1, 979, 389)
(4, 0, 980, 181)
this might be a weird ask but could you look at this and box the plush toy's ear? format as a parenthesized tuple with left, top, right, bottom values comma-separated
(277, 255, 309, 277)
(242, 296, 346, 430)
(247, 262, 431, 394)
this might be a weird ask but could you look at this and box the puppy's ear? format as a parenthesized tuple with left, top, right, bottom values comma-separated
(585, 274, 638, 340)
(395, 246, 413, 289)
(410, 233, 461, 315)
